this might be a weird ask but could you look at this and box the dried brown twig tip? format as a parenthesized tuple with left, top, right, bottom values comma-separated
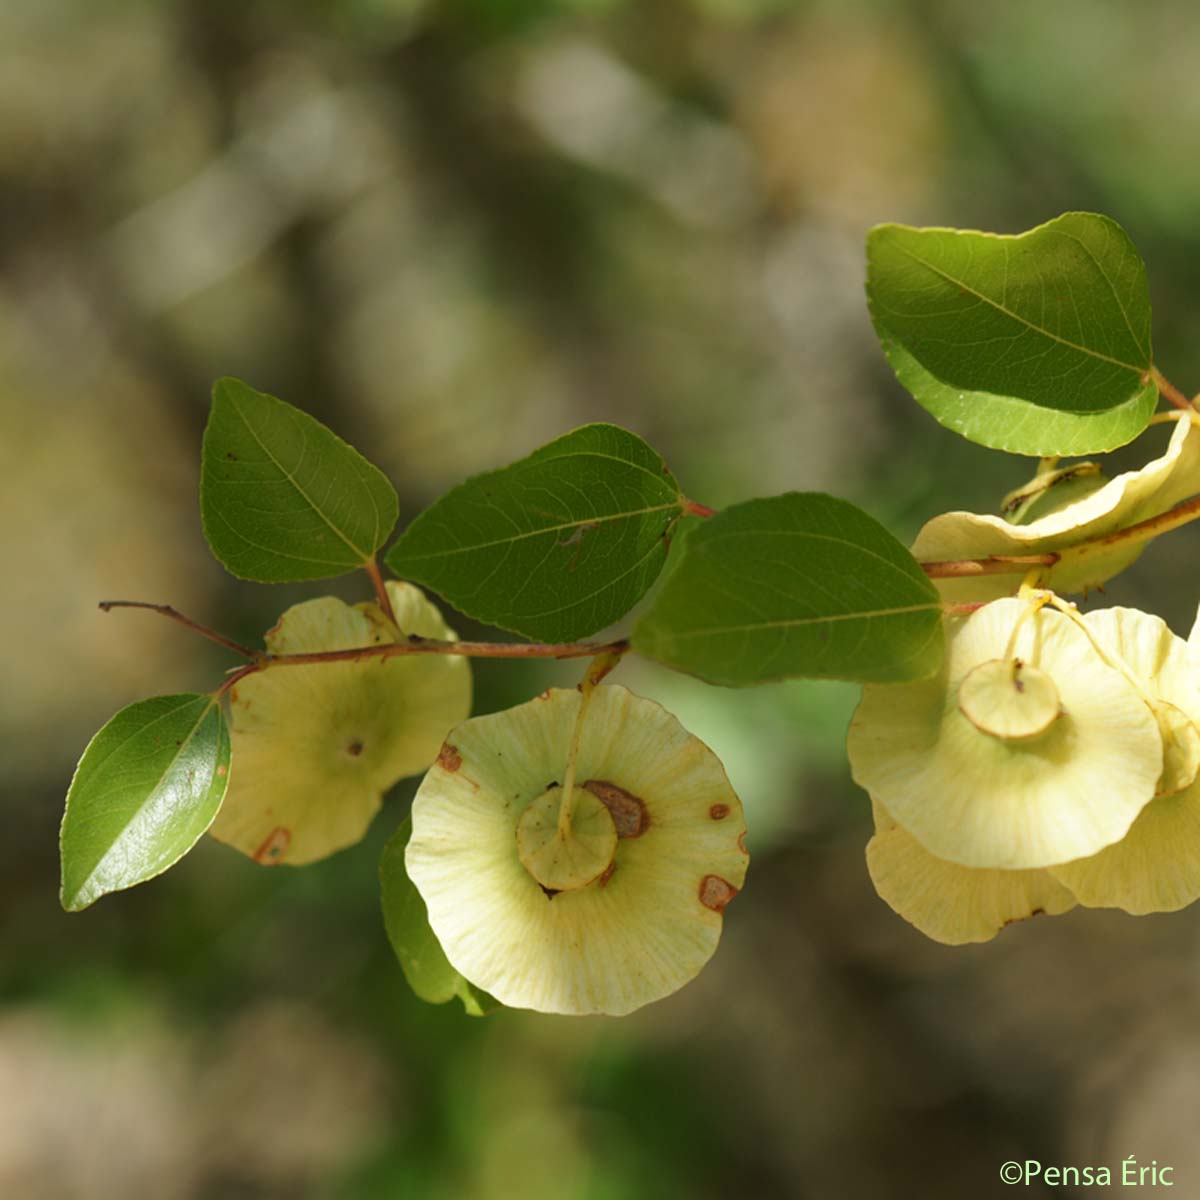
(98, 600, 258, 659)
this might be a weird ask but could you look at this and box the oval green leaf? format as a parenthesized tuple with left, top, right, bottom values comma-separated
(201, 378, 399, 582)
(632, 493, 944, 686)
(380, 818, 498, 1017)
(385, 424, 683, 641)
(867, 212, 1157, 456)
(60, 694, 232, 911)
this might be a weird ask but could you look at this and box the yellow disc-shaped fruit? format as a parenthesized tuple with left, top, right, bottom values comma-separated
(957, 657, 1061, 741)
(847, 599, 1162, 870)
(210, 582, 471, 866)
(1152, 702, 1200, 798)
(1049, 607, 1200, 914)
(866, 802, 1076, 945)
(406, 685, 748, 1016)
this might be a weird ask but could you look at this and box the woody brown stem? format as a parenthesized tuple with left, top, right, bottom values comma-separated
(1151, 367, 1196, 413)
(100, 598, 628, 663)
(920, 553, 1059, 579)
(98, 601, 258, 659)
(364, 556, 398, 625)
(264, 636, 632, 666)
(1062, 494, 1200, 562)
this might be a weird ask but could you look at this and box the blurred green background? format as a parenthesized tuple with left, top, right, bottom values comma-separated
(6, 0, 1200, 1196)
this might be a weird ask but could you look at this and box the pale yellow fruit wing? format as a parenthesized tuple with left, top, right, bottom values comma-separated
(1050, 789, 1200, 914)
(847, 599, 1161, 869)
(1047, 607, 1200, 913)
(210, 583, 471, 866)
(913, 416, 1200, 604)
(405, 686, 748, 1016)
(1083, 606, 1200, 796)
(1150, 703, 1200, 797)
(867, 802, 1075, 944)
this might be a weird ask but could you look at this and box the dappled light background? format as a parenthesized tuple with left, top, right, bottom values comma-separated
(5, 0, 1200, 1196)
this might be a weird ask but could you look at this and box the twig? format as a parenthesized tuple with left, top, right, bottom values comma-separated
(99, 601, 258, 659)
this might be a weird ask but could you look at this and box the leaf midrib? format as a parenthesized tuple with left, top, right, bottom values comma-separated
(890, 243, 1149, 376)
(69, 700, 218, 904)
(646, 601, 942, 643)
(397, 501, 681, 563)
(230, 392, 375, 563)
(694, 525, 934, 590)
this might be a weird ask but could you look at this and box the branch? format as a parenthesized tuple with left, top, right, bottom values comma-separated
(364, 557, 398, 625)
(920, 553, 1059, 579)
(100, 598, 628, 666)
(98, 601, 258, 659)
(262, 636, 631, 667)
(1151, 367, 1196, 413)
(1064, 494, 1200, 561)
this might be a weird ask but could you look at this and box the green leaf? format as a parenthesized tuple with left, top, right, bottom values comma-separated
(201, 378, 399, 582)
(632, 493, 944, 686)
(60, 695, 232, 912)
(867, 212, 1158, 456)
(385, 424, 683, 641)
(380, 818, 499, 1017)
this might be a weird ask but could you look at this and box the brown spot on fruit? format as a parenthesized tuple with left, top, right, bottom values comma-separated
(1005, 906, 1046, 927)
(709, 803, 730, 820)
(699, 875, 739, 913)
(216, 764, 228, 778)
(583, 780, 649, 838)
(438, 743, 463, 772)
(253, 826, 291, 864)
(737, 831, 749, 855)
(346, 739, 364, 757)
(598, 862, 616, 888)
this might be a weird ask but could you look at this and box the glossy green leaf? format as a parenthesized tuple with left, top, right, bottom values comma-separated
(201, 377, 399, 582)
(380, 818, 498, 1017)
(385, 423, 683, 641)
(867, 213, 1158, 456)
(60, 695, 231, 911)
(633, 493, 944, 686)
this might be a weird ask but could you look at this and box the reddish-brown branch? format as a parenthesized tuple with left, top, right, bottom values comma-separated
(1067, 493, 1200, 559)
(364, 556, 398, 624)
(1151, 367, 1196, 413)
(681, 498, 716, 518)
(101, 596, 629, 668)
(920, 553, 1059, 579)
(99, 601, 258, 659)
(264, 636, 631, 667)
(943, 601, 987, 616)
(213, 662, 262, 702)
(217, 635, 632, 695)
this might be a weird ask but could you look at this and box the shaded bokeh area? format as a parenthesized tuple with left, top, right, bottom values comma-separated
(5, 0, 1200, 1195)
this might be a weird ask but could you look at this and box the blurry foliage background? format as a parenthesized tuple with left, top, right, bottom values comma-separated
(5, 0, 1200, 1196)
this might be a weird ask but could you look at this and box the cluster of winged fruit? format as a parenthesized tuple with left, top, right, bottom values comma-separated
(213, 582, 747, 1016)
(848, 415, 1200, 943)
